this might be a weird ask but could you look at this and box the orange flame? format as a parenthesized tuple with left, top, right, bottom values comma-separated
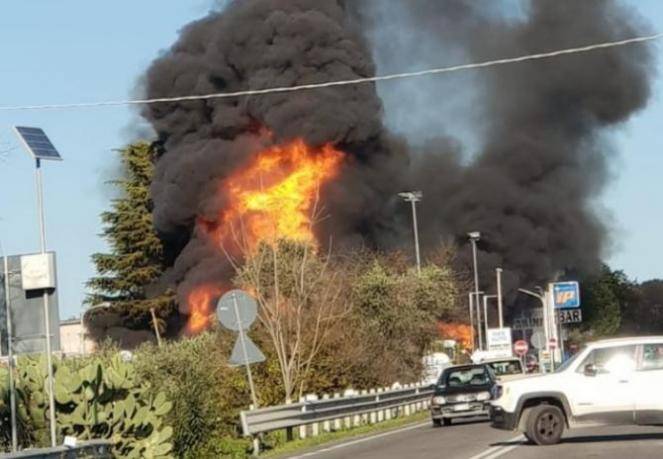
(186, 137, 345, 333)
(198, 138, 345, 252)
(437, 322, 473, 349)
(185, 284, 223, 335)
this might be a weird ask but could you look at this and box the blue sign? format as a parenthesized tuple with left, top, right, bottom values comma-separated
(552, 282, 581, 309)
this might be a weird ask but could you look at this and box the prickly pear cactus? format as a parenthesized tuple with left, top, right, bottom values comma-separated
(15, 354, 174, 457)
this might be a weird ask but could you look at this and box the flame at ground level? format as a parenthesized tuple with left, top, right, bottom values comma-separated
(185, 284, 223, 335)
(186, 138, 345, 334)
(437, 322, 473, 349)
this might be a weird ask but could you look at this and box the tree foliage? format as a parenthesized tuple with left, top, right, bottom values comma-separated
(348, 255, 459, 386)
(86, 142, 174, 332)
(232, 239, 353, 402)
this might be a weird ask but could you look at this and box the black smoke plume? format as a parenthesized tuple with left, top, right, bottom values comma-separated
(140, 0, 654, 323)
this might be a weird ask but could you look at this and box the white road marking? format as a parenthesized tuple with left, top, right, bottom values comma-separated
(287, 421, 429, 458)
(467, 435, 525, 459)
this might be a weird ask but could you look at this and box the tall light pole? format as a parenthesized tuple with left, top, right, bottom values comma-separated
(496, 268, 504, 328)
(467, 232, 481, 347)
(399, 191, 423, 274)
(14, 126, 62, 447)
(0, 241, 17, 452)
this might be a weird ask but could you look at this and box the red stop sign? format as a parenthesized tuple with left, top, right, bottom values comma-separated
(514, 340, 529, 356)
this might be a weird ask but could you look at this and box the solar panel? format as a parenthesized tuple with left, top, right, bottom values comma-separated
(13, 126, 63, 161)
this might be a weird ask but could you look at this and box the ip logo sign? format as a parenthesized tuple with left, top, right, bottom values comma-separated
(552, 281, 581, 309)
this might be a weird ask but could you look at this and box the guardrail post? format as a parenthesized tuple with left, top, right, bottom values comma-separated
(333, 393, 342, 431)
(369, 389, 377, 424)
(385, 388, 392, 421)
(343, 389, 354, 429)
(322, 394, 331, 432)
(360, 390, 368, 425)
(415, 383, 421, 412)
(299, 397, 307, 439)
(306, 394, 319, 437)
(377, 388, 384, 422)
(404, 384, 411, 416)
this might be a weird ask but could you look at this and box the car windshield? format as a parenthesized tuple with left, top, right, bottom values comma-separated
(555, 347, 586, 373)
(486, 360, 522, 376)
(442, 366, 490, 387)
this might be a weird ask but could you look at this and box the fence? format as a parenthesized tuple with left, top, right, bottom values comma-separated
(240, 383, 434, 453)
(0, 440, 112, 459)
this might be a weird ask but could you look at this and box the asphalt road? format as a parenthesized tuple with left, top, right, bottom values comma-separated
(284, 418, 663, 459)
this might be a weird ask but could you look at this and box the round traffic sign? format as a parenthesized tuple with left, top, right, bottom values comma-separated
(514, 340, 529, 356)
(549, 338, 557, 349)
(217, 289, 258, 331)
(530, 331, 545, 349)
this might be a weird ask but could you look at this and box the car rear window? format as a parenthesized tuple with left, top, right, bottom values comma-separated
(487, 360, 522, 376)
(443, 366, 490, 387)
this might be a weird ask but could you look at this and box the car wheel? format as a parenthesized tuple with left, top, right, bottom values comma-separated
(432, 418, 442, 428)
(443, 418, 452, 426)
(525, 405, 565, 446)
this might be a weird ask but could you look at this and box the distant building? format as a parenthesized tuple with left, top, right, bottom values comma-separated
(59, 318, 96, 355)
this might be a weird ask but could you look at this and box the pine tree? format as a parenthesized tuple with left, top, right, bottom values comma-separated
(86, 142, 174, 333)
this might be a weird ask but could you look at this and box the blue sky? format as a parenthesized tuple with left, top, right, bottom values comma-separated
(1, 1, 662, 319)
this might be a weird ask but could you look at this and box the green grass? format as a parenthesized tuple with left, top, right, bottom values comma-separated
(262, 410, 430, 458)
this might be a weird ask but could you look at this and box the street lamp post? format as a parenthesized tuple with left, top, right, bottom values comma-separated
(13, 126, 62, 447)
(496, 268, 504, 328)
(467, 232, 481, 347)
(398, 191, 423, 274)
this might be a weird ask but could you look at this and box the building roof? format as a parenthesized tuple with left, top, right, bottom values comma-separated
(60, 317, 82, 326)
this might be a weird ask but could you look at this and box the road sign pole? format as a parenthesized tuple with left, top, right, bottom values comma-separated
(232, 292, 259, 410)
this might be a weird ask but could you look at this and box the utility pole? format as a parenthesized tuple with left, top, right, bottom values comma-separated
(398, 192, 423, 274)
(468, 232, 481, 348)
(496, 268, 504, 328)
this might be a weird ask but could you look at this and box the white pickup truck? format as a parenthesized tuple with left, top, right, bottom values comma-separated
(489, 336, 663, 445)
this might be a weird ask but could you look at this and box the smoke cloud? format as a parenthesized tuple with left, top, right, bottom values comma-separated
(140, 0, 654, 321)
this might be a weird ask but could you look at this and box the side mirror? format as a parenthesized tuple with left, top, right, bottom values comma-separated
(584, 363, 598, 377)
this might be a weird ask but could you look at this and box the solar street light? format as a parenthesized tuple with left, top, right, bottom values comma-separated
(13, 126, 61, 447)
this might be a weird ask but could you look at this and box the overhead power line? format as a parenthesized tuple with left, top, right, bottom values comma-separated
(1, 32, 661, 112)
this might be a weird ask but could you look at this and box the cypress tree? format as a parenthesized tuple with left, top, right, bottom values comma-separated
(86, 142, 174, 333)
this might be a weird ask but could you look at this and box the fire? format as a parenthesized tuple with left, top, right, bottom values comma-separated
(199, 138, 345, 252)
(186, 137, 345, 333)
(185, 284, 223, 335)
(437, 322, 473, 349)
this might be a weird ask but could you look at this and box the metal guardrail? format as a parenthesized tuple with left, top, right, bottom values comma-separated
(240, 383, 434, 436)
(0, 440, 112, 459)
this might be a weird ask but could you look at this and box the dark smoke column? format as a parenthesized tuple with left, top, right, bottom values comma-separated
(357, 0, 655, 290)
(140, 0, 404, 319)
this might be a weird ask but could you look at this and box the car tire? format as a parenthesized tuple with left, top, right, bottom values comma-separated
(432, 418, 442, 428)
(525, 405, 565, 446)
(443, 418, 452, 426)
